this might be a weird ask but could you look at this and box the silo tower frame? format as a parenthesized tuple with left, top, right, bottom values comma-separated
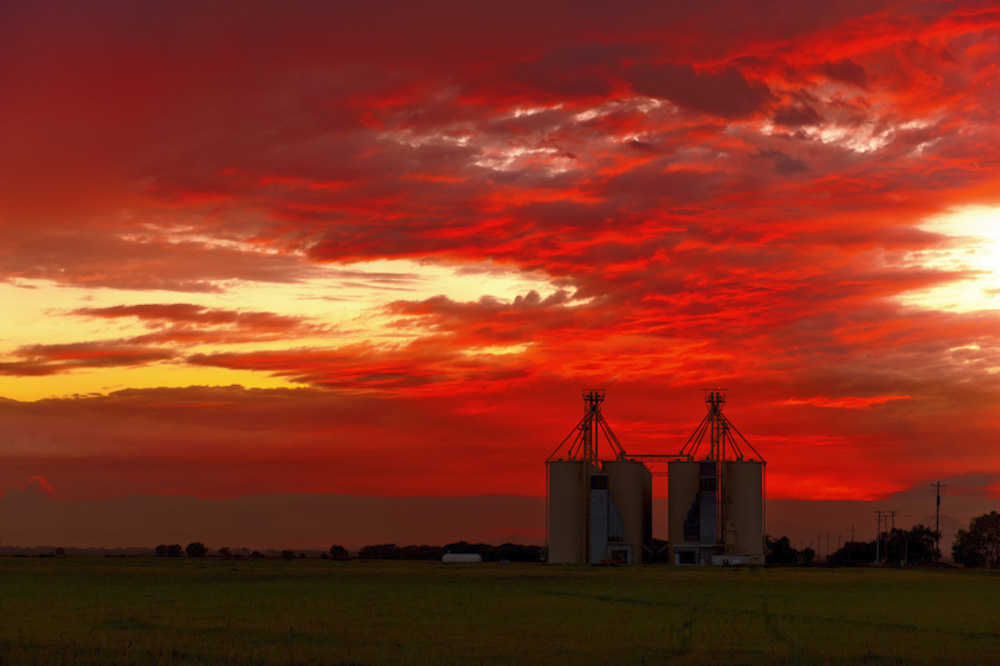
(546, 389, 627, 464)
(679, 389, 764, 462)
(667, 390, 767, 565)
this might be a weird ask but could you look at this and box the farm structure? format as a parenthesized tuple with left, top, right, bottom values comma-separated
(667, 391, 766, 565)
(545, 391, 652, 564)
(545, 390, 765, 565)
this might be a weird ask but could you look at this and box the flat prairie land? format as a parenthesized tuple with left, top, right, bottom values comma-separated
(1, 557, 998, 665)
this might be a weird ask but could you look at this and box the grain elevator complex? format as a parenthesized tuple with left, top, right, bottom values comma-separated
(545, 390, 765, 565)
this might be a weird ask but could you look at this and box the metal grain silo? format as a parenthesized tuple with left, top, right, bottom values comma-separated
(667, 460, 701, 564)
(603, 460, 653, 564)
(723, 460, 765, 564)
(546, 460, 590, 564)
(668, 392, 766, 565)
(546, 390, 652, 565)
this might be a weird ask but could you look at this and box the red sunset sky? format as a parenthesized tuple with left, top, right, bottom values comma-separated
(2, 0, 999, 550)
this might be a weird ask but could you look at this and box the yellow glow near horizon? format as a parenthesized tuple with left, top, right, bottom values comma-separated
(899, 205, 1000, 312)
(0, 259, 562, 401)
(0, 364, 305, 402)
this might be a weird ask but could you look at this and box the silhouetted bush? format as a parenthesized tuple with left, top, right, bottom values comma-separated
(166, 544, 184, 558)
(827, 540, 876, 566)
(766, 536, 814, 565)
(186, 542, 208, 558)
(329, 545, 350, 560)
(250, 550, 264, 559)
(281, 550, 296, 560)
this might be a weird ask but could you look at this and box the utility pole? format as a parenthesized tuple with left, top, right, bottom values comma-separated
(932, 481, 946, 563)
(874, 511, 882, 564)
(879, 510, 899, 564)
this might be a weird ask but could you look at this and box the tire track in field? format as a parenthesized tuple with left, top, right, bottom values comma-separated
(760, 598, 792, 650)
(537, 588, 1000, 642)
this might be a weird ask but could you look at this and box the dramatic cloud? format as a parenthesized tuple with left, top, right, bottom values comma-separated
(2, 0, 1000, 547)
(0, 342, 175, 376)
(73, 304, 326, 346)
(627, 63, 773, 118)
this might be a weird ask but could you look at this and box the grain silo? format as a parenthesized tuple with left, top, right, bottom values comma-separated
(546, 390, 652, 564)
(668, 391, 766, 565)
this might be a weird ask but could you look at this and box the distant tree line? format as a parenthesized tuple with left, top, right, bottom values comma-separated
(358, 541, 543, 562)
(148, 541, 542, 561)
(138, 514, 1000, 569)
(826, 524, 939, 566)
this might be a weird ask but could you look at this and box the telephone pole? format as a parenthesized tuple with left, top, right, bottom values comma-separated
(874, 510, 899, 565)
(875, 511, 883, 564)
(931, 481, 946, 563)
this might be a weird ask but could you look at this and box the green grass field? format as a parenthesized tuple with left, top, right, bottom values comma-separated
(1, 558, 998, 664)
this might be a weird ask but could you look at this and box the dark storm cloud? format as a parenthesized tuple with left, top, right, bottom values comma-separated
(627, 63, 773, 118)
(822, 58, 870, 88)
(772, 103, 824, 127)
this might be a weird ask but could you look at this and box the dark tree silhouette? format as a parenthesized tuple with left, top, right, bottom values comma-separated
(355, 541, 543, 561)
(827, 540, 876, 566)
(155, 544, 169, 557)
(399, 544, 445, 560)
(359, 544, 401, 559)
(497, 542, 543, 562)
(953, 511, 1000, 568)
(217, 547, 231, 558)
(766, 536, 815, 565)
(329, 545, 350, 560)
(885, 525, 939, 565)
(166, 544, 184, 558)
(185, 542, 208, 558)
(828, 525, 939, 567)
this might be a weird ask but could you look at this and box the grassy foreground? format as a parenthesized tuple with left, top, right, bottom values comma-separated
(1, 558, 998, 665)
